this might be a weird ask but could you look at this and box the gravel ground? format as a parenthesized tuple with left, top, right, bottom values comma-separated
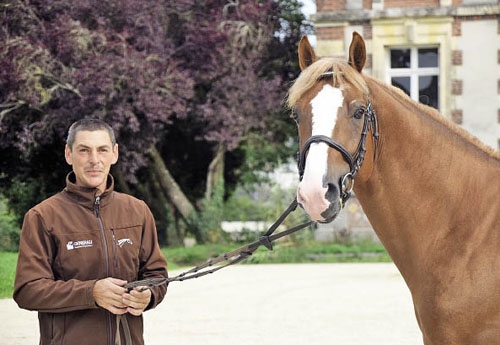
(2, 263, 423, 345)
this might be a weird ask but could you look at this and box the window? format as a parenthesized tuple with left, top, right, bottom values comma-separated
(387, 47, 439, 109)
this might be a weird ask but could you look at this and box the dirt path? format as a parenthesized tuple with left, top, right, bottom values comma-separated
(2, 263, 423, 345)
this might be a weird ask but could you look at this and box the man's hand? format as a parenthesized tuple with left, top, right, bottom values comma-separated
(93, 278, 128, 315)
(93, 278, 152, 316)
(122, 287, 152, 316)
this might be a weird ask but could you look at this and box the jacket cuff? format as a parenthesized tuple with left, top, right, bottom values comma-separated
(87, 280, 100, 308)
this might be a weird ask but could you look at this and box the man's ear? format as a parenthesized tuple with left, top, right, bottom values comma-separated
(64, 145, 73, 165)
(112, 144, 119, 164)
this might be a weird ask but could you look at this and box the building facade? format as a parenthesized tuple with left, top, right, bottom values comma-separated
(312, 0, 500, 149)
(310, 0, 500, 241)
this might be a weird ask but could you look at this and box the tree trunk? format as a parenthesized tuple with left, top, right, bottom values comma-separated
(146, 169, 182, 246)
(148, 146, 196, 221)
(205, 143, 225, 200)
(112, 163, 132, 194)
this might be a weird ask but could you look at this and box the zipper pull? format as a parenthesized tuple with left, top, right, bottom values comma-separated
(111, 228, 118, 268)
(94, 196, 101, 217)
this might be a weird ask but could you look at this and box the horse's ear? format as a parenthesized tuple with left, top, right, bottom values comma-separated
(348, 32, 366, 73)
(298, 35, 316, 71)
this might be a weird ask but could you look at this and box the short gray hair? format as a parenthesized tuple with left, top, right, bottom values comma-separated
(66, 118, 116, 150)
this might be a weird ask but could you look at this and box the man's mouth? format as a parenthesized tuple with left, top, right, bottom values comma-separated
(86, 168, 103, 173)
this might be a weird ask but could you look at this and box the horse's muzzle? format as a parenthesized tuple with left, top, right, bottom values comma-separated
(297, 182, 341, 223)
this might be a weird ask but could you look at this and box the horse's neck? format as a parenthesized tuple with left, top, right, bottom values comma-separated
(355, 78, 500, 282)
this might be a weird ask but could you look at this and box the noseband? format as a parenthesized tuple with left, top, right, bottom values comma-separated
(297, 97, 379, 208)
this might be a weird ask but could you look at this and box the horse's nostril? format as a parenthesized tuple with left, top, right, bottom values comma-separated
(325, 183, 338, 203)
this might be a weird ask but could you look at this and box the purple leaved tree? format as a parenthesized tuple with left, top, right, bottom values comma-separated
(0, 0, 309, 244)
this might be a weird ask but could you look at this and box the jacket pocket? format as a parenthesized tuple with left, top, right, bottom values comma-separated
(112, 225, 142, 280)
(55, 231, 104, 281)
(39, 312, 65, 344)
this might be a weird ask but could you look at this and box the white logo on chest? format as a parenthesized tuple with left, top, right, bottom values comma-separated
(117, 238, 133, 247)
(66, 240, 93, 250)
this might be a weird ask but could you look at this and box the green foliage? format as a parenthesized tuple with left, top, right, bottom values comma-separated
(223, 191, 270, 221)
(188, 173, 302, 244)
(2, 178, 46, 227)
(231, 122, 297, 189)
(188, 178, 230, 244)
(0, 198, 20, 251)
(244, 240, 391, 264)
(162, 244, 238, 268)
(225, 177, 307, 225)
(163, 240, 390, 269)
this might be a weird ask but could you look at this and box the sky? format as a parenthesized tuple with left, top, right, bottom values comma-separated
(301, 0, 316, 17)
(300, 0, 317, 46)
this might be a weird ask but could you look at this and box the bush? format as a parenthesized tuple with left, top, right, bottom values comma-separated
(0, 199, 20, 251)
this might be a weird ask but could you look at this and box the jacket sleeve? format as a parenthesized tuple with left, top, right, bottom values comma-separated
(138, 202, 168, 310)
(13, 209, 98, 313)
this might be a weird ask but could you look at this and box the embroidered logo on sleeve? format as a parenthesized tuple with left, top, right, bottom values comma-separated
(66, 240, 93, 250)
(117, 238, 133, 247)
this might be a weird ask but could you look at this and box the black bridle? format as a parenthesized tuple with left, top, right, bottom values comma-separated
(297, 100, 379, 208)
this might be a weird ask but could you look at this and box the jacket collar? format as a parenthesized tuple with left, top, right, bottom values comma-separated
(64, 172, 115, 209)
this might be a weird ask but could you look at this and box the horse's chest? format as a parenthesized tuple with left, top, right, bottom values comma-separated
(413, 271, 500, 344)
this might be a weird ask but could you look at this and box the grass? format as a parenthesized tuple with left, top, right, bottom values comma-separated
(1, 241, 390, 299)
(162, 239, 390, 267)
(0, 251, 18, 299)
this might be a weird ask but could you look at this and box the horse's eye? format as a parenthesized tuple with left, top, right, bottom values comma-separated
(354, 108, 365, 120)
(291, 109, 299, 122)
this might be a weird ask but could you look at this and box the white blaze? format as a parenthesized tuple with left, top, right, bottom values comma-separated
(303, 85, 344, 182)
(297, 84, 344, 220)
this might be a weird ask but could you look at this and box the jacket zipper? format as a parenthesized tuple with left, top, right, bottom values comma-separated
(110, 228, 118, 269)
(94, 196, 113, 345)
(94, 196, 110, 276)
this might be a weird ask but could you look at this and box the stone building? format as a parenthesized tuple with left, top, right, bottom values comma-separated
(310, 0, 500, 242)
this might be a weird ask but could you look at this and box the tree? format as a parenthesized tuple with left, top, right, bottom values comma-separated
(0, 0, 311, 245)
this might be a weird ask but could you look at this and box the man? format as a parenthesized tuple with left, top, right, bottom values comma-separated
(14, 118, 168, 345)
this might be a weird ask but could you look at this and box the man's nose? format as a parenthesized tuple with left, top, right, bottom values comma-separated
(89, 150, 99, 163)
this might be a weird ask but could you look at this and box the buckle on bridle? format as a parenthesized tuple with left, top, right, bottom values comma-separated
(340, 172, 354, 201)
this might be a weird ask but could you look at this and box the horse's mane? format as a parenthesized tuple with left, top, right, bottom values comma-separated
(287, 58, 499, 160)
(287, 58, 369, 108)
(367, 76, 500, 160)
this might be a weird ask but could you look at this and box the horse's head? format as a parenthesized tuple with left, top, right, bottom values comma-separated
(288, 32, 378, 223)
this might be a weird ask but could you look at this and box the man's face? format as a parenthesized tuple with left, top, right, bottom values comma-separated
(65, 130, 118, 193)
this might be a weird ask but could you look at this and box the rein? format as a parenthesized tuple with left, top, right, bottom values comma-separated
(124, 198, 313, 291)
(116, 73, 379, 345)
(119, 201, 312, 345)
(125, 72, 378, 294)
(125, 80, 378, 291)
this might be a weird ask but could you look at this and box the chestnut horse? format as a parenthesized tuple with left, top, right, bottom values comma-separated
(288, 32, 500, 345)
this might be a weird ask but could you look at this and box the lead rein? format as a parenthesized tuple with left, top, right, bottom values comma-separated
(124, 198, 313, 291)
